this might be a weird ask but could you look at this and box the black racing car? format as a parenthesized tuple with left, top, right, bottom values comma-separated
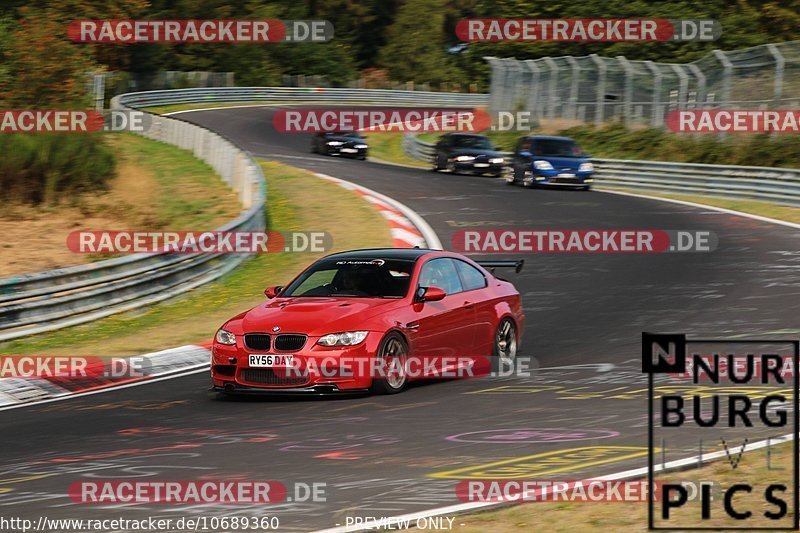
(311, 131, 368, 159)
(431, 133, 507, 176)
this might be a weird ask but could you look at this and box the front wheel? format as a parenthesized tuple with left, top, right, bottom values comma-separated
(370, 333, 409, 394)
(446, 158, 457, 174)
(521, 170, 536, 188)
(493, 318, 518, 366)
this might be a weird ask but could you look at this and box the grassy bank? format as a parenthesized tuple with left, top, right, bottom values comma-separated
(0, 161, 392, 356)
(0, 133, 242, 277)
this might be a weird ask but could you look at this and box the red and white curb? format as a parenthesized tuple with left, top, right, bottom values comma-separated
(0, 344, 212, 411)
(315, 172, 443, 250)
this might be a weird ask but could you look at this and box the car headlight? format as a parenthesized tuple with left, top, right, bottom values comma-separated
(455, 155, 475, 162)
(579, 162, 594, 172)
(215, 329, 236, 345)
(534, 160, 554, 170)
(316, 331, 369, 347)
(489, 158, 505, 164)
(327, 141, 344, 146)
(354, 144, 368, 149)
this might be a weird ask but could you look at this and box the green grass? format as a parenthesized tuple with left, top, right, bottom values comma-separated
(115, 134, 243, 229)
(0, 161, 392, 356)
(365, 132, 429, 168)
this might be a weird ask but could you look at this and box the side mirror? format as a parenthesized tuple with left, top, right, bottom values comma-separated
(417, 286, 446, 302)
(494, 145, 502, 151)
(264, 286, 283, 298)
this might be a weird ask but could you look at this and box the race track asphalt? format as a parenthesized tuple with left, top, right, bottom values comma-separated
(1, 105, 798, 531)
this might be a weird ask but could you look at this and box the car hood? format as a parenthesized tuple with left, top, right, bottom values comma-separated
(236, 297, 398, 336)
(452, 148, 504, 158)
(533, 155, 587, 170)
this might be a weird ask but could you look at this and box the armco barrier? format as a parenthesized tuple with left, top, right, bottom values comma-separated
(403, 134, 800, 207)
(0, 87, 486, 342)
(118, 86, 489, 108)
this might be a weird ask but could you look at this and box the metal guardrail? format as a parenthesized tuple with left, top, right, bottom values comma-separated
(0, 88, 489, 342)
(119, 86, 489, 108)
(403, 134, 800, 207)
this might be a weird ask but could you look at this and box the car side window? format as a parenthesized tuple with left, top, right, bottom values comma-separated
(418, 258, 463, 296)
(454, 260, 487, 291)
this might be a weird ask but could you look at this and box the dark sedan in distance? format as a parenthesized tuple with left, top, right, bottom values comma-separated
(311, 131, 368, 159)
(431, 133, 507, 177)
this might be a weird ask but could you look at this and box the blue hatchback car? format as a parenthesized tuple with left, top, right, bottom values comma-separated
(507, 135, 593, 190)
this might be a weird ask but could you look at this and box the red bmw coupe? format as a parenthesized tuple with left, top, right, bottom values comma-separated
(211, 248, 524, 395)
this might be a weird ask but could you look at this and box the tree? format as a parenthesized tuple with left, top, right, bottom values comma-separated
(377, 0, 457, 84)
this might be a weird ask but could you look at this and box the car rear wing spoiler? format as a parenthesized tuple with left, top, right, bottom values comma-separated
(476, 260, 524, 274)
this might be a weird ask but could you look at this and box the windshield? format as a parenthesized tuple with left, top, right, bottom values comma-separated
(328, 131, 361, 138)
(451, 135, 493, 150)
(281, 258, 415, 298)
(531, 139, 585, 157)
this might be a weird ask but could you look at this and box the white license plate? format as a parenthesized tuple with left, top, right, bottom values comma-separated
(474, 163, 490, 167)
(340, 148, 357, 153)
(248, 354, 294, 367)
(557, 173, 575, 178)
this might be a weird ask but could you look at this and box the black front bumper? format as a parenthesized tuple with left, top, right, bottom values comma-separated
(212, 383, 369, 396)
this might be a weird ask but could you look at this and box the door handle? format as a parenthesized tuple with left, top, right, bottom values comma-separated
(463, 301, 474, 308)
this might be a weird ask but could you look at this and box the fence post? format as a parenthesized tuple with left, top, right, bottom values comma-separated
(644, 60, 662, 127)
(766, 43, 785, 108)
(543, 57, 559, 119)
(712, 50, 732, 108)
(566, 56, 580, 120)
(687, 63, 706, 109)
(671, 64, 689, 111)
(524, 59, 541, 119)
(617, 56, 634, 126)
(590, 54, 606, 125)
(484, 56, 503, 117)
